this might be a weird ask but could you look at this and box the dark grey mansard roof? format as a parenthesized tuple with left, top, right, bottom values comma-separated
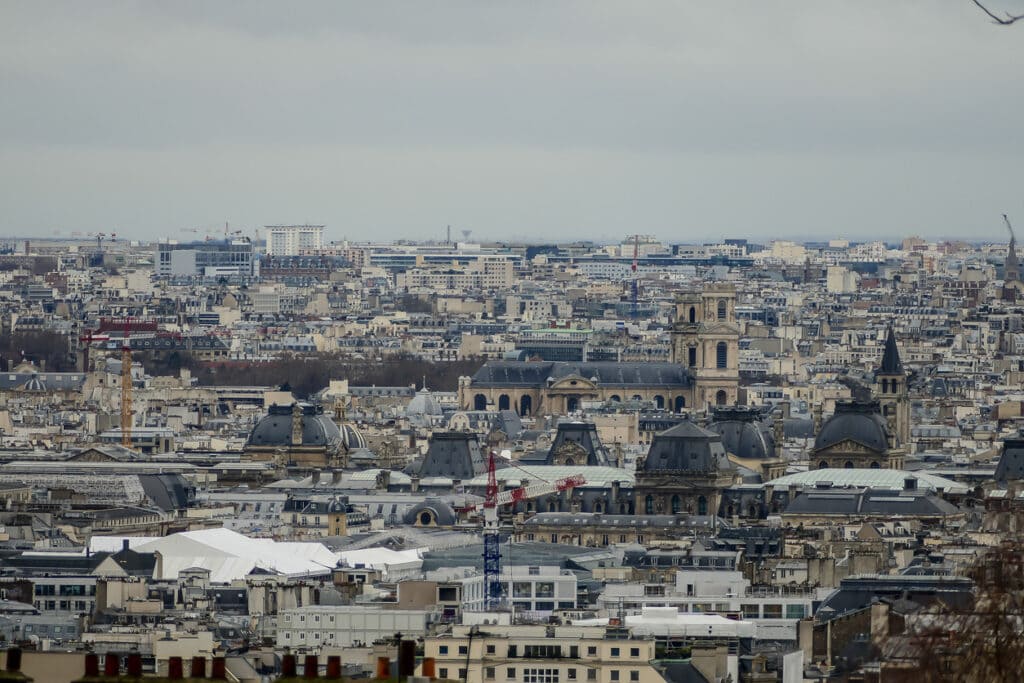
(814, 400, 891, 453)
(471, 361, 693, 387)
(546, 422, 611, 467)
(783, 487, 959, 517)
(246, 403, 342, 448)
(641, 420, 732, 473)
(417, 432, 487, 479)
(994, 433, 1024, 483)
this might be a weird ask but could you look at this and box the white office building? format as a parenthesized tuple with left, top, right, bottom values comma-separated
(265, 225, 325, 256)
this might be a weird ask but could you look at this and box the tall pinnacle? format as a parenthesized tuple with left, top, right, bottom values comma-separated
(880, 325, 903, 375)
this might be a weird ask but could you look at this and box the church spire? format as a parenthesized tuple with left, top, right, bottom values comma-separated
(880, 325, 903, 375)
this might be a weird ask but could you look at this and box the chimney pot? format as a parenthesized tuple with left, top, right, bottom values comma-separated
(104, 653, 120, 676)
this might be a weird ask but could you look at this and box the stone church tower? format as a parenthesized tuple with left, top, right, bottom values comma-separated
(671, 283, 740, 409)
(874, 325, 910, 447)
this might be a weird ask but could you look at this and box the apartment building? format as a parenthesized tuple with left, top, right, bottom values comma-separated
(265, 225, 324, 256)
(422, 624, 661, 683)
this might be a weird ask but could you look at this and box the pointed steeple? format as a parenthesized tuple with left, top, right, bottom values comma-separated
(1007, 234, 1020, 283)
(880, 325, 903, 375)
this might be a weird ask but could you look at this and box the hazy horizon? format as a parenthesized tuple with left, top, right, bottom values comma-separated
(2, 2, 1022, 243)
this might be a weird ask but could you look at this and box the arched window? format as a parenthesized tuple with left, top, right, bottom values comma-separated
(819, 461, 829, 469)
(717, 300, 727, 320)
(498, 394, 510, 411)
(654, 395, 665, 410)
(870, 461, 881, 469)
(716, 342, 728, 369)
(844, 461, 855, 469)
(715, 390, 727, 405)
(671, 494, 681, 514)
(881, 379, 889, 394)
(644, 495, 654, 515)
(519, 395, 532, 417)
(674, 396, 686, 412)
(474, 394, 487, 410)
(697, 496, 708, 516)
(609, 394, 621, 402)
(688, 307, 697, 323)
(688, 347, 697, 367)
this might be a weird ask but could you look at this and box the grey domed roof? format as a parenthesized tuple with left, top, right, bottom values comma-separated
(340, 423, 367, 450)
(709, 407, 775, 460)
(405, 389, 443, 417)
(641, 420, 731, 473)
(814, 400, 891, 453)
(403, 498, 457, 526)
(246, 403, 342, 448)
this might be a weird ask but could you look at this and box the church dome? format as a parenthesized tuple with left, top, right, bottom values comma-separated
(405, 389, 443, 418)
(246, 403, 342, 448)
(814, 400, 891, 453)
(708, 406, 775, 460)
(340, 423, 367, 450)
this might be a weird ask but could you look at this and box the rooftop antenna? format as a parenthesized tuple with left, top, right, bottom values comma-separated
(447, 225, 451, 245)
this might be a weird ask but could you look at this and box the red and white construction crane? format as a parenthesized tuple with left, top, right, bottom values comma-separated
(476, 453, 586, 609)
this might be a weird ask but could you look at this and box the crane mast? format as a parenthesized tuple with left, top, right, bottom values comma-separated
(480, 453, 586, 610)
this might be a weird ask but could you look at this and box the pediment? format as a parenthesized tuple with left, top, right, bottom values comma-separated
(813, 438, 884, 455)
(700, 321, 741, 335)
(549, 374, 598, 390)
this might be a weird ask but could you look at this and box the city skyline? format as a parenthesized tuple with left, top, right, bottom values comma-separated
(2, 2, 1022, 242)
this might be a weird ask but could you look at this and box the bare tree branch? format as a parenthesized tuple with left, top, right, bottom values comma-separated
(972, 0, 1024, 25)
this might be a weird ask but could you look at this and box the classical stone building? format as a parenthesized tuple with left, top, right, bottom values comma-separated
(670, 283, 741, 409)
(244, 403, 365, 469)
(633, 420, 737, 517)
(810, 400, 905, 470)
(459, 284, 742, 417)
(459, 361, 694, 416)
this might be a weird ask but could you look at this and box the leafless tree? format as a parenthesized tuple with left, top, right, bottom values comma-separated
(894, 540, 1024, 682)
(972, 0, 1024, 25)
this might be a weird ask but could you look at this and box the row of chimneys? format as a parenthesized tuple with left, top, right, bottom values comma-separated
(79, 652, 228, 679)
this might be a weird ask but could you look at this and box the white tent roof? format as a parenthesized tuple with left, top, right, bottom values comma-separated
(90, 528, 340, 583)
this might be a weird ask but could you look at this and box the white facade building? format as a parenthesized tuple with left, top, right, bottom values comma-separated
(266, 225, 325, 256)
(461, 565, 577, 615)
(277, 605, 430, 648)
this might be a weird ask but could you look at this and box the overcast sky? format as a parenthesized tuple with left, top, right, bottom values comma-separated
(1, 1, 1022, 244)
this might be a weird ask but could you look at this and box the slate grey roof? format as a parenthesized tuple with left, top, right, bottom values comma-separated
(402, 498, 458, 526)
(880, 325, 904, 375)
(138, 473, 192, 511)
(994, 433, 1024, 483)
(544, 422, 611, 467)
(814, 400, 891, 453)
(246, 403, 342, 449)
(709, 407, 775, 460)
(416, 432, 487, 479)
(641, 421, 731, 473)
(471, 361, 693, 387)
(0, 372, 86, 392)
(524, 512, 725, 530)
(784, 486, 959, 518)
(815, 574, 973, 623)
